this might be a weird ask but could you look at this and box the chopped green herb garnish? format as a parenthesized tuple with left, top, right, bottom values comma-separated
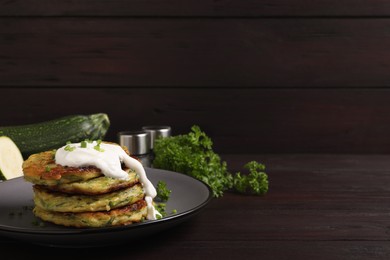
(22, 205, 33, 211)
(64, 144, 75, 152)
(93, 140, 105, 152)
(156, 181, 171, 202)
(32, 220, 45, 227)
(80, 140, 87, 148)
(155, 203, 167, 218)
(45, 165, 51, 172)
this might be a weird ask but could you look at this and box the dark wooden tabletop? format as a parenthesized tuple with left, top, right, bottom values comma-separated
(1, 154, 389, 259)
(1, 1, 390, 258)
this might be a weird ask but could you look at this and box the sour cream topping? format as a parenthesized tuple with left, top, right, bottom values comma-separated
(55, 141, 160, 220)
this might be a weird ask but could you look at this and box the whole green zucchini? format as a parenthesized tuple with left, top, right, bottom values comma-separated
(0, 113, 110, 158)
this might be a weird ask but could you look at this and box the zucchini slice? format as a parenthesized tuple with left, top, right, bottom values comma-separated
(0, 136, 24, 180)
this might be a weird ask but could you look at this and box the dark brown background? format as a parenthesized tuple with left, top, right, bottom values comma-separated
(1, 0, 390, 154)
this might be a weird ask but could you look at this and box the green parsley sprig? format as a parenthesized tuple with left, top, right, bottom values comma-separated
(232, 161, 268, 195)
(153, 125, 269, 197)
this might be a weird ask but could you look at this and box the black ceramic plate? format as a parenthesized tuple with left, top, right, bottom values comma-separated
(0, 168, 212, 248)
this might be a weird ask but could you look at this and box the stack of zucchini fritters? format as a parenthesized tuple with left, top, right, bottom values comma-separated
(22, 148, 148, 228)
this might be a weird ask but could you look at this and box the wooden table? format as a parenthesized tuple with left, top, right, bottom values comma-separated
(0, 154, 389, 259)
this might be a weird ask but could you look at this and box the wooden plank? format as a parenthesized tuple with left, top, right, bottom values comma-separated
(0, 239, 389, 260)
(1, 18, 390, 87)
(0, 238, 389, 260)
(1, 0, 390, 17)
(2, 88, 390, 154)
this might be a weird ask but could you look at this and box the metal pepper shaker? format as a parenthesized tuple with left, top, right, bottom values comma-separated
(117, 130, 152, 167)
(142, 125, 172, 165)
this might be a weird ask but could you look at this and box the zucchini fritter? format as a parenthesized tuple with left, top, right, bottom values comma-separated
(33, 183, 145, 213)
(23, 150, 103, 185)
(33, 199, 147, 228)
(45, 170, 139, 195)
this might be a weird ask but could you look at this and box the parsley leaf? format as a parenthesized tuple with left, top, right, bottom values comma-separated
(232, 161, 268, 195)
